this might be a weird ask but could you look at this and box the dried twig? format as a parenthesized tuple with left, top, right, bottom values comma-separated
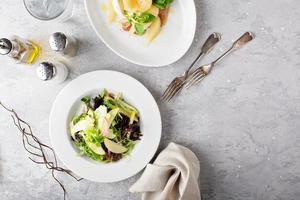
(0, 101, 83, 200)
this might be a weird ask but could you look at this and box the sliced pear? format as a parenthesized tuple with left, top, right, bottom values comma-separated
(123, 0, 138, 11)
(142, 6, 159, 30)
(129, 111, 136, 125)
(106, 129, 116, 139)
(86, 142, 106, 155)
(107, 0, 117, 23)
(70, 116, 94, 135)
(101, 108, 119, 136)
(95, 105, 107, 130)
(145, 17, 161, 43)
(147, 5, 159, 17)
(137, 0, 152, 12)
(104, 138, 127, 153)
(112, 0, 125, 17)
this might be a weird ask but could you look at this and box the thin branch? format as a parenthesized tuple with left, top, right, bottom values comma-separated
(0, 101, 83, 200)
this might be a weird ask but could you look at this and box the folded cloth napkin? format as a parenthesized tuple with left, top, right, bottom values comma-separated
(129, 142, 201, 200)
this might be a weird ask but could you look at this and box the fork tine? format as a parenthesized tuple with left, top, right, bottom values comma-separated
(186, 73, 206, 88)
(185, 70, 201, 88)
(162, 81, 178, 101)
(185, 76, 196, 88)
(162, 80, 176, 99)
(193, 73, 207, 85)
(185, 70, 205, 88)
(186, 72, 205, 88)
(168, 85, 183, 101)
(165, 83, 183, 102)
(163, 82, 181, 101)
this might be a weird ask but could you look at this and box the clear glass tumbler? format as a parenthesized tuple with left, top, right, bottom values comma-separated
(23, 0, 74, 22)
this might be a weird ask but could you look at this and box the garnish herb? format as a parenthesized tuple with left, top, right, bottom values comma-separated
(124, 11, 155, 35)
(81, 96, 90, 104)
(136, 12, 156, 23)
(72, 113, 87, 125)
(153, 0, 173, 9)
(134, 24, 146, 35)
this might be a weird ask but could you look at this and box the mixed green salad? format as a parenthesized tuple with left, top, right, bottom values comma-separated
(69, 89, 142, 163)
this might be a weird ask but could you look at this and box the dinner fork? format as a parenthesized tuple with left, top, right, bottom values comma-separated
(185, 32, 254, 88)
(161, 32, 221, 102)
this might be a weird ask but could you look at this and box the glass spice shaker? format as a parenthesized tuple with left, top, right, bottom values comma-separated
(0, 36, 40, 64)
(49, 32, 78, 57)
(36, 61, 69, 83)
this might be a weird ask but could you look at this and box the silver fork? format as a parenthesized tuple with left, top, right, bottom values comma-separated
(185, 32, 254, 88)
(161, 33, 221, 102)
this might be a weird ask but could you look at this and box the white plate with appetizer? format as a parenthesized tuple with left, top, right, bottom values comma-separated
(85, 0, 196, 67)
(49, 70, 161, 182)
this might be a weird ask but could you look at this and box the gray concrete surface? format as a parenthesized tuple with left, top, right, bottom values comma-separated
(1, 0, 300, 199)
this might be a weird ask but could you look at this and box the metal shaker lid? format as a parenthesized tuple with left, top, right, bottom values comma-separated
(0, 38, 12, 55)
(36, 62, 56, 81)
(49, 32, 67, 52)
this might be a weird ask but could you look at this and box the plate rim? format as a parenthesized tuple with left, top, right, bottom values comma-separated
(49, 70, 162, 182)
(84, 0, 197, 67)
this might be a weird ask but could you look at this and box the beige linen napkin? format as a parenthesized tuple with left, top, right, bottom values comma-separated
(129, 142, 201, 200)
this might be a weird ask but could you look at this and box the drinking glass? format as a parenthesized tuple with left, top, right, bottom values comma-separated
(23, 0, 74, 22)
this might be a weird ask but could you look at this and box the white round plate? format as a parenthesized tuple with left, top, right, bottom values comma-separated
(85, 0, 196, 67)
(49, 70, 161, 182)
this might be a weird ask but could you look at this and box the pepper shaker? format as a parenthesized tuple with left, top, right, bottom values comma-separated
(49, 32, 78, 57)
(36, 61, 69, 83)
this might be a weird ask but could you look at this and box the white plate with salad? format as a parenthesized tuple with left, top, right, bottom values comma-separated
(85, 0, 196, 67)
(49, 70, 161, 182)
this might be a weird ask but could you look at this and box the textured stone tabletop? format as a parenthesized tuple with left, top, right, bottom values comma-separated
(1, 0, 300, 199)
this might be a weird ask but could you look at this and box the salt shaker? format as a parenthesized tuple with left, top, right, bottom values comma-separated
(49, 32, 78, 57)
(36, 61, 69, 83)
